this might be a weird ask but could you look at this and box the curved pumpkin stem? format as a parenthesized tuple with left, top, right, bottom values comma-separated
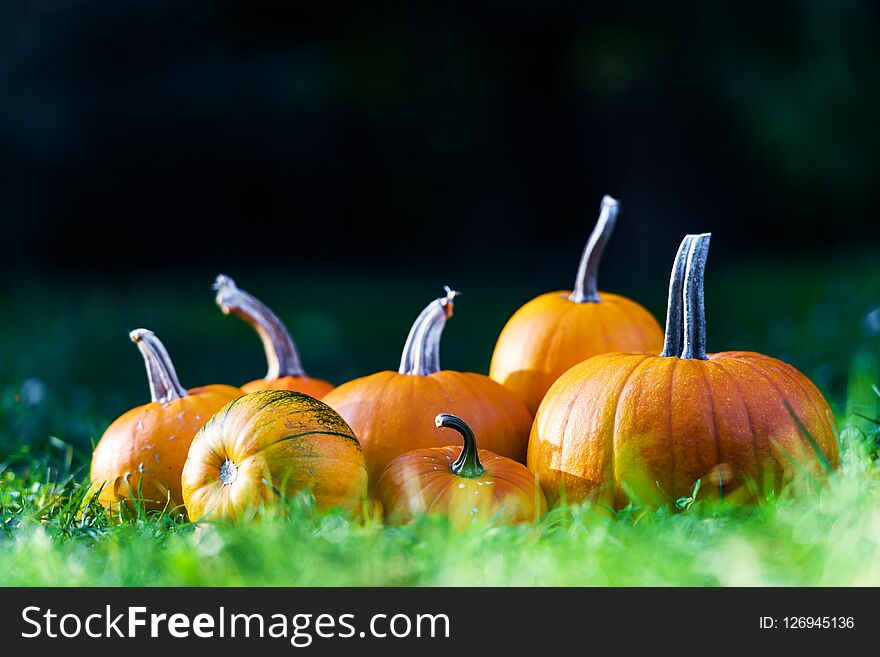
(130, 329, 187, 403)
(398, 287, 458, 376)
(680, 233, 711, 360)
(660, 235, 694, 358)
(213, 274, 305, 379)
(437, 413, 484, 478)
(660, 234, 711, 360)
(569, 195, 619, 303)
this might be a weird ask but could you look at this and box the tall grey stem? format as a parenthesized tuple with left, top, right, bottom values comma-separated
(569, 195, 620, 303)
(398, 287, 458, 375)
(129, 329, 188, 403)
(214, 274, 305, 379)
(680, 233, 711, 360)
(660, 235, 695, 358)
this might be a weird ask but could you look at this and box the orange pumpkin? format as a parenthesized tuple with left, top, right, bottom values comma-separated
(376, 413, 547, 528)
(181, 390, 367, 521)
(529, 233, 839, 507)
(490, 195, 664, 414)
(322, 287, 532, 484)
(89, 329, 243, 513)
(214, 274, 334, 397)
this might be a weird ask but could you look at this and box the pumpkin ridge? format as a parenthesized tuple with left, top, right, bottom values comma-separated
(227, 431, 361, 468)
(538, 302, 579, 382)
(220, 394, 249, 432)
(454, 374, 520, 448)
(697, 362, 723, 492)
(591, 295, 611, 352)
(612, 295, 663, 350)
(741, 355, 837, 462)
(666, 357, 679, 499)
(197, 430, 360, 472)
(195, 479, 228, 518)
(733, 357, 827, 465)
(273, 429, 360, 448)
(610, 354, 653, 498)
(255, 442, 366, 469)
(743, 355, 830, 426)
(422, 472, 468, 515)
(437, 373, 527, 461)
(603, 295, 638, 347)
(382, 462, 449, 518)
(712, 359, 763, 491)
(550, 368, 586, 494)
(486, 457, 536, 490)
(202, 421, 233, 467)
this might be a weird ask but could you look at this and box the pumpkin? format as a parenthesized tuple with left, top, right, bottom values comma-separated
(214, 274, 334, 397)
(322, 287, 532, 484)
(528, 233, 839, 507)
(489, 195, 664, 414)
(181, 390, 367, 521)
(89, 329, 243, 513)
(376, 413, 547, 528)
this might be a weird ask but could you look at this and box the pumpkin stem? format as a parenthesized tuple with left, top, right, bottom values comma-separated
(398, 287, 458, 376)
(129, 329, 188, 403)
(213, 274, 305, 379)
(660, 235, 695, 358)
(437, 413, 484, 478)
(569, 195, 619, 303)
(680, 233, 711, 360)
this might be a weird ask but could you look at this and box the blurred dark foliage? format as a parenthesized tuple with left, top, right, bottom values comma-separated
(1, 0, 879, 276)
(0, 1, 880, 454)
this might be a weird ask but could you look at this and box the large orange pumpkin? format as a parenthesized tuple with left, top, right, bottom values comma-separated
(322, 287, 532, 484)
(376, 413, 547, 528)
(489, 195, 664, 414)
(214, 274, 334, 397)
(182, 390, 367, 521)
(89, 329, 243, 513)
(529, 233, 839, 508)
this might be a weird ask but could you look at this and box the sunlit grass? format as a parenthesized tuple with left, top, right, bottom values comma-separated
(0, 263, 878, 586)
(0, 378, 878, 587)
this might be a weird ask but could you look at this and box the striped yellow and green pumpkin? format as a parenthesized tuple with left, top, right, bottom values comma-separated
(182, 390, 367, 520)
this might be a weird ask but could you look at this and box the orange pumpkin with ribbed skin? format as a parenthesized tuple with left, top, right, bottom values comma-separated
(182, 390, 367, 521)
(376, 414, 547, 529)
(529, 234, 839, 507)
(89, 329, 243, 513)
(490, 196, 663, 415)
(323, 288, 532, 484)
(214, 275, 334, 397)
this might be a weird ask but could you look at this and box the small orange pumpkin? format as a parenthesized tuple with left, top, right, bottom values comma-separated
(214, 274, 334, 397)
(182, 390, 367, 521)
(490, 196, 664, 414)
(322, 288, 532, 484)
(376, 413, 547, 528)
(89, 329, 243, 513)
(529, 233, 839, 507)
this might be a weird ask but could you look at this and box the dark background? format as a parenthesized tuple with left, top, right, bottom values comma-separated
(1, 1, 879, 452)
(3, 1, 879, 271)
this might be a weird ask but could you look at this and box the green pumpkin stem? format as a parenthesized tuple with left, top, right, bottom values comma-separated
(398, 287, 458, 376)
(130, 329, 188, 403)
(569, 195, 619, 303)
(214, 274, 305, 379)
(660, 233, 711, 360)
(437, 413, 484, 478)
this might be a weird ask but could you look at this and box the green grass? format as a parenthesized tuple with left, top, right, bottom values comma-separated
(1, 258, 879, 586)
(1, 409, 878, 587)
